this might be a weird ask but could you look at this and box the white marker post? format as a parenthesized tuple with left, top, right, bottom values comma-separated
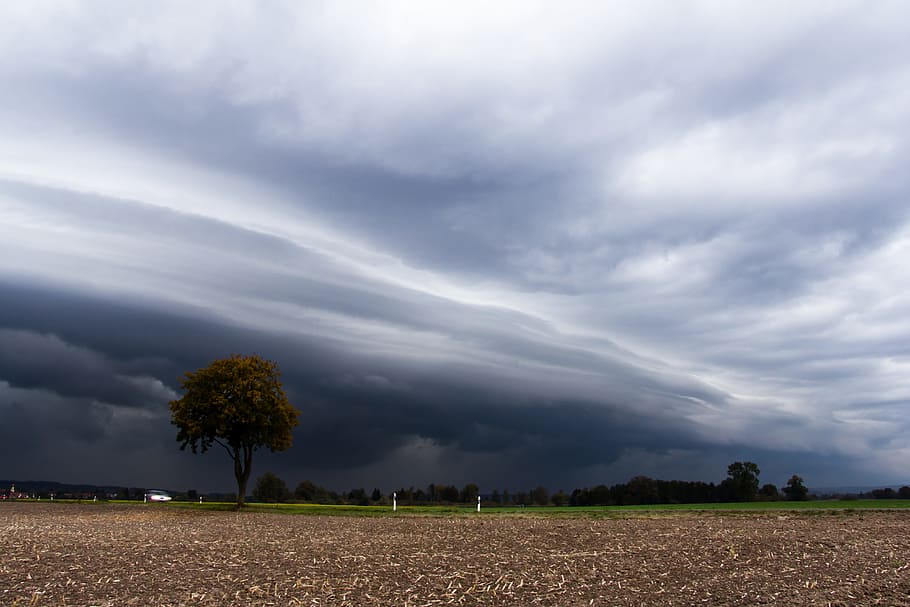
(393, 492, 397, 512)
(477, 495, 481, 513)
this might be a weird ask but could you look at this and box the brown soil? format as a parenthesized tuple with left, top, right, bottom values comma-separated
(2, 502, 909, 606)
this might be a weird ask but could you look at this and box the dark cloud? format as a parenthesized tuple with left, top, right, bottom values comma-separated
(0, 329, 172, 408)
(0, 279, 729, 490)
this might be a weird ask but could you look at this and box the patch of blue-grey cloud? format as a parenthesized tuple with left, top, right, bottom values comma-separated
(1, 1, 909, 492)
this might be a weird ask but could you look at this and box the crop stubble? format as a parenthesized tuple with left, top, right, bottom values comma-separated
(1, 503, 909, 606)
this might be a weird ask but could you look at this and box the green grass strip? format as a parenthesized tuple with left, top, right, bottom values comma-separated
(156, 499, 910, 516)
(14, 498, 910, 516)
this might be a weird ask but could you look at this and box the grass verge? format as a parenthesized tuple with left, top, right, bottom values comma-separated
(159, 499, 910, 516)
(11, 498, 910, 516)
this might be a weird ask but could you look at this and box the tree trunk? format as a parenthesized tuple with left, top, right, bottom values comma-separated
(233, 444, 254, 509)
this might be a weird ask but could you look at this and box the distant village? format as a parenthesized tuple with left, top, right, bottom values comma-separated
(0, 481, 111, 501)
(0, 481, 144, 501)
(2, 482, 29, 499)
(0, 480, 232, 502)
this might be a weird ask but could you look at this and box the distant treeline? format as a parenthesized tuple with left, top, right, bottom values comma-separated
(253, 463, 903, 506)
(853, 487, 910, 500)
(571, 477, 740, 506)
(6, 470, 910, 505)
(254, 462, 791, 505)
(288, 478, 788, 506)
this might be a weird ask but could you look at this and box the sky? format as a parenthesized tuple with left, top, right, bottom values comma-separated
(1, 1, 909, 494)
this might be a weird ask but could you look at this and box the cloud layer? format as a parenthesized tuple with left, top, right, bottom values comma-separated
(2, 1, 909, 492)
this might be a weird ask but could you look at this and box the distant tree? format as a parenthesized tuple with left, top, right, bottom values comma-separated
(371, 488, 382, 503)
(899, 486, 910, 499)
(294, 480, 327, 503)
(782, 475, 809, 501)
(530, 485, 550, 506)
(490, 489, 502, 504)
(296, 480, 315, 501)
(169, 354, 300, 508)
(569, 488, 586, 506)
(626, 476, 659, 504)
(551, 490, 568, 507)
(461, 483, 480, 503)
(395, 487, 419, 504)
(870, 487, 897, 499)
(758, 483, 779, 500)
(589, 485, 612, 506)
(347, 487, 369, 506)
(394, 487, 407, 504)
(725, 461, 761, 502)
(252, 472, 291, 503)
(437, 485, 459, 503)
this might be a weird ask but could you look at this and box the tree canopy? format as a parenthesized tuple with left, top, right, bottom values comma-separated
(169, 354, 300, 508)
(723, 461, 761, 502)
(782, 474, 809, 501)
(252, 471, 292, 503)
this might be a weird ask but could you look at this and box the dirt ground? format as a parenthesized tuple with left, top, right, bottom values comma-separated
(2, 502, 909, 606)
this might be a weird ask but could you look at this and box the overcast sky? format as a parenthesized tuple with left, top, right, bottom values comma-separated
(2, 1, 909, 494)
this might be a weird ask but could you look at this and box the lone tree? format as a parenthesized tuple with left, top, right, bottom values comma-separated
(169, 354, 300, 508)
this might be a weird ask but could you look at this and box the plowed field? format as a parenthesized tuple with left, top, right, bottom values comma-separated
(2, 502, 909, 606)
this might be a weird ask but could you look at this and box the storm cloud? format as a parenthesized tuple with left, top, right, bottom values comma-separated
(2, 1, 909, 493)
